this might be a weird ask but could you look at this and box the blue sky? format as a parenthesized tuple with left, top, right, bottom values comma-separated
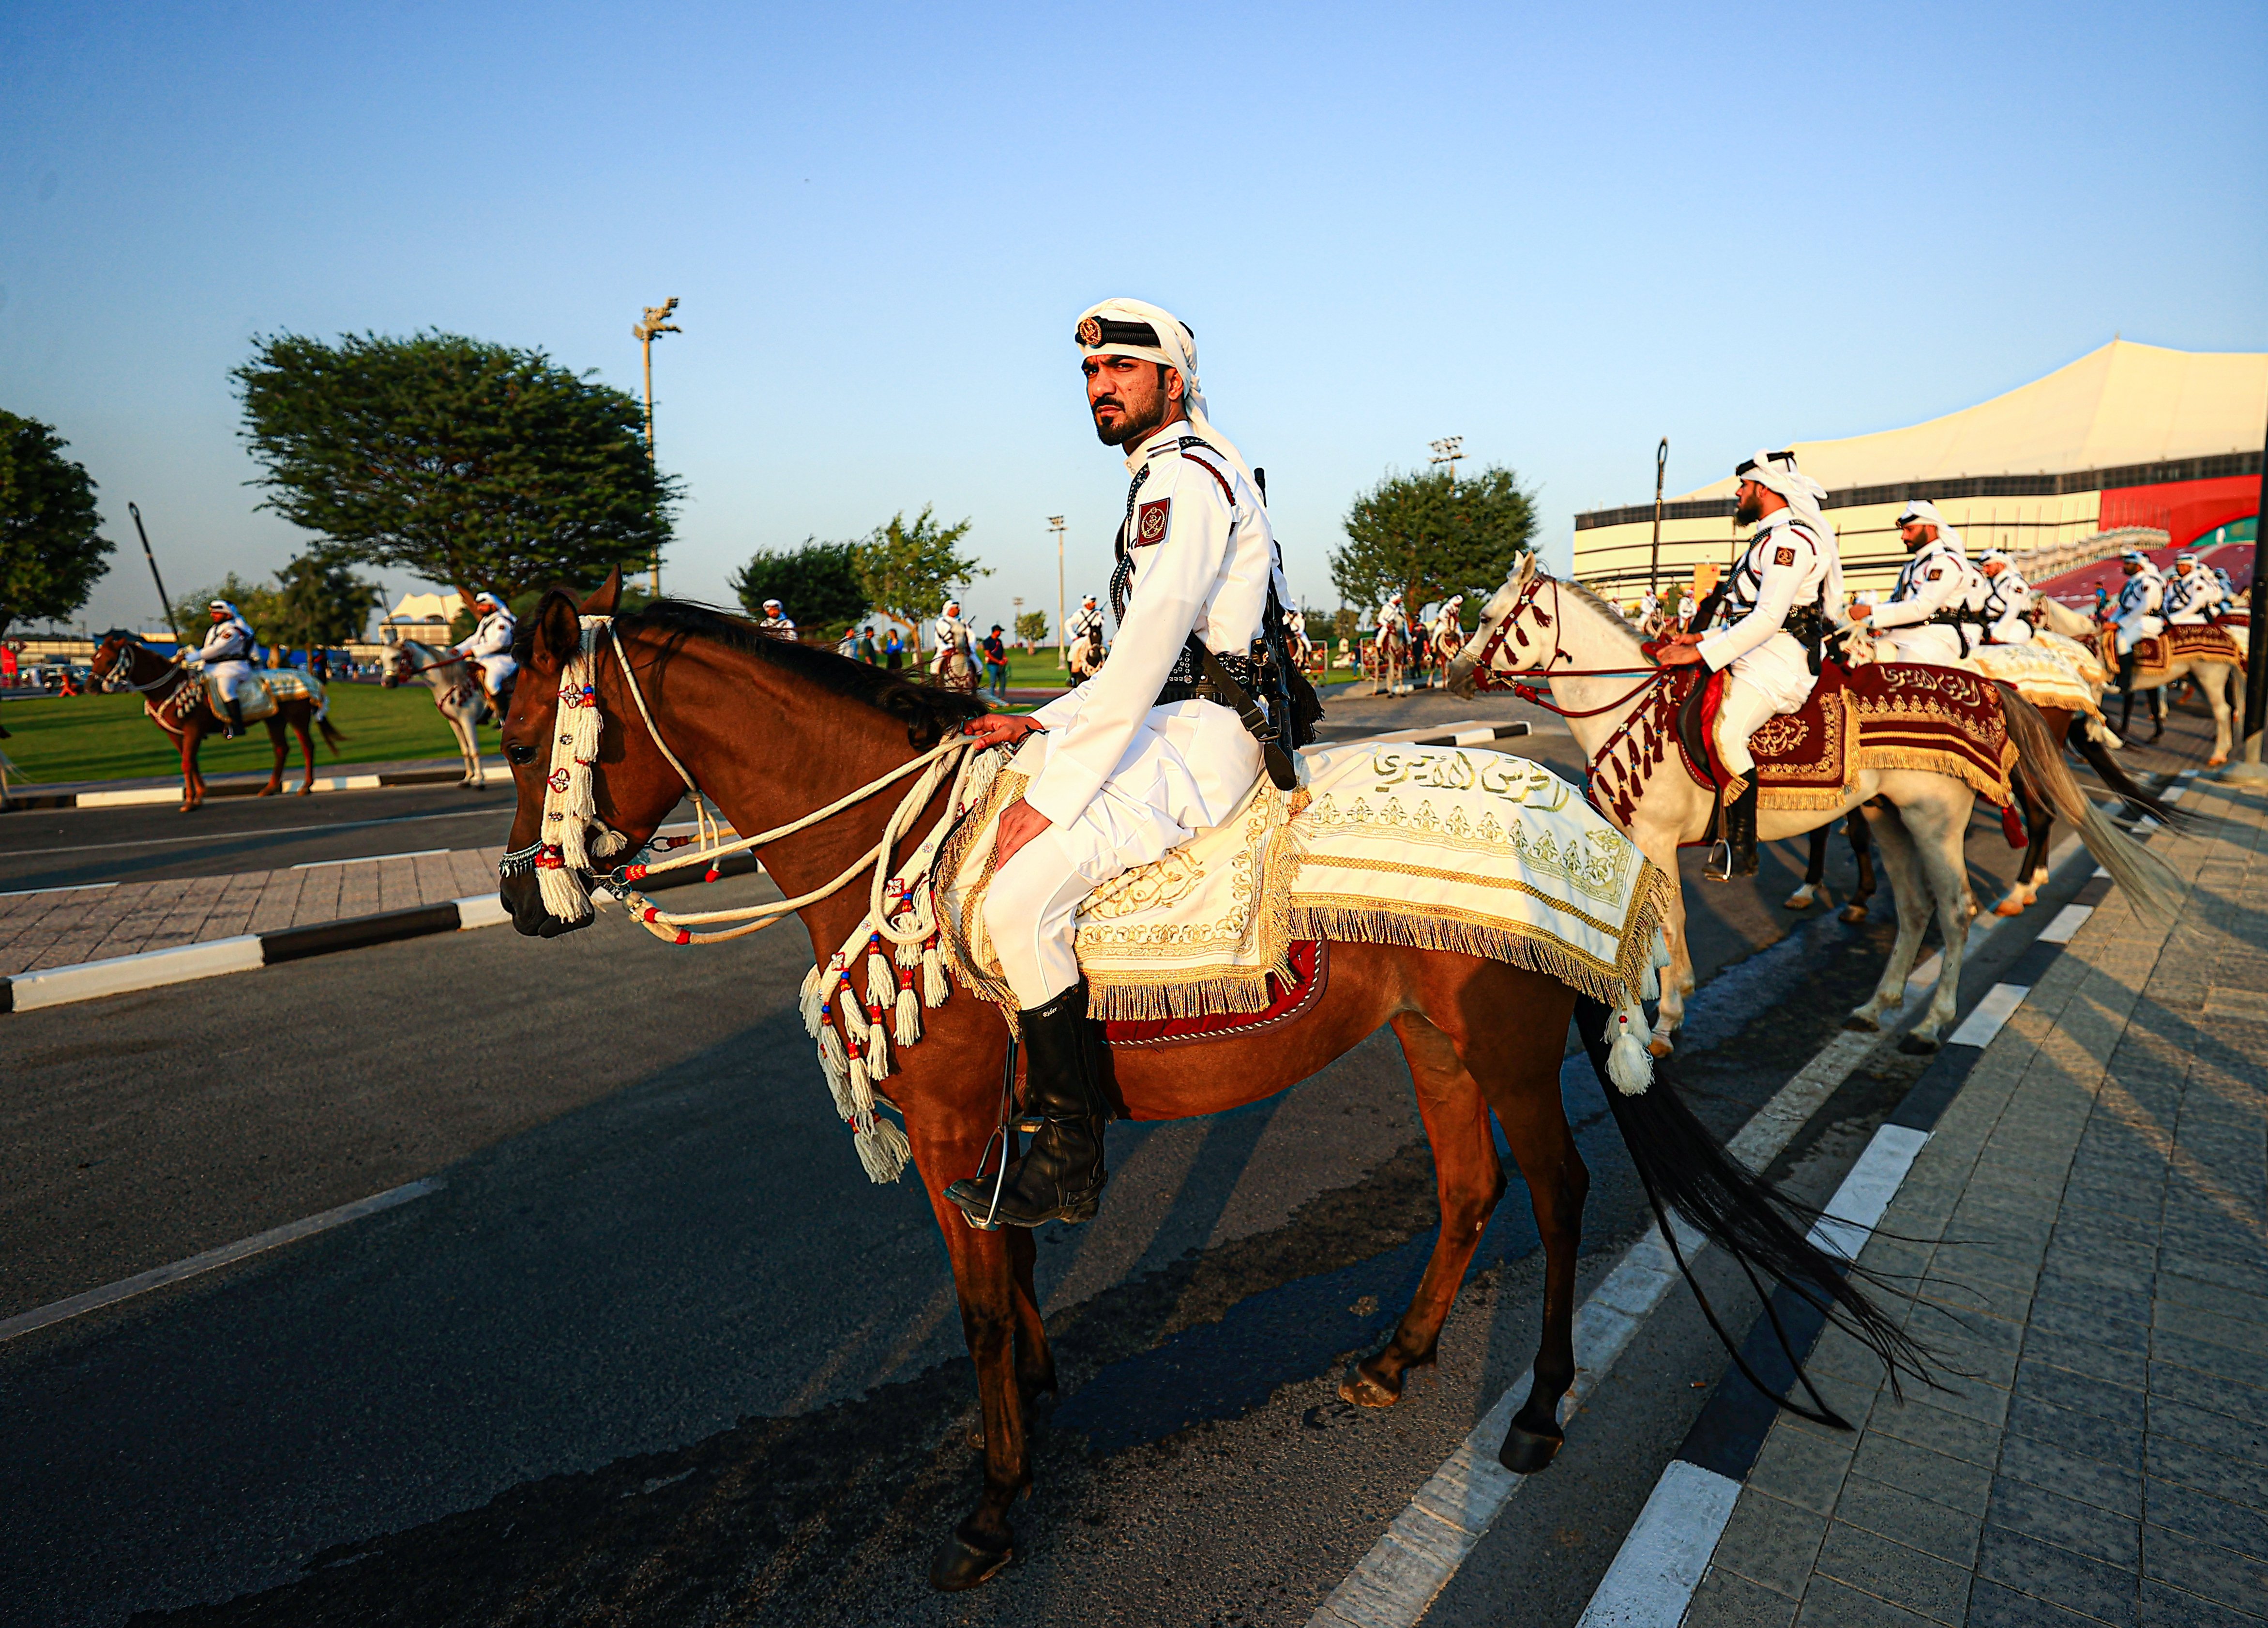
(5, 0, 2262, 638)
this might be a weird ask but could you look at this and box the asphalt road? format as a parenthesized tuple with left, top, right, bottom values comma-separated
(0, 687, 2203, 1627)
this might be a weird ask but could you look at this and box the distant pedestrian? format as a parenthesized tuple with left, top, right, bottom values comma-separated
(883, 628, 904, 671)
(982, 625, 1009, 701)
(310, 648, 331, 682)
(857, 625, 879, 664)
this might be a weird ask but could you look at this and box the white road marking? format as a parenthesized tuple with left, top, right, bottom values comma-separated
(8, 935, 265, 1011)
(1948, 983, 2028, 1048)
(2039, 904, 2093, 943)
(0, 1179, 442, 1342)
(291, 848, 448, 869)
(6, 805, 508, 859)
(454, 893, 512, 929)
(1576, 1123, 1932, 1628)
(0, 881, 119, 899)
(1574, 1460, 1743, 1628)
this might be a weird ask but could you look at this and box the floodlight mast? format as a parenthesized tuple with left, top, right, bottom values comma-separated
(634, 298, 682, 596)
(1429, 436, 1464, 489)
(1048, 516, 1068, 668)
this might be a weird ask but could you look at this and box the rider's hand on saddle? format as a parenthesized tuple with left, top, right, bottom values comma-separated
(993, 797, 1053, 869)
(962, 712, 1045, 751)
(1847, 603, 1872, 623)
(1655, 641, 1704, 666)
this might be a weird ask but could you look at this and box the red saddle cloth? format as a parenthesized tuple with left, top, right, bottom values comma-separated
(1627, 660, 2013, 815)
(1104, 939, 1327, 1050)
(2105, 623, 2244, 677)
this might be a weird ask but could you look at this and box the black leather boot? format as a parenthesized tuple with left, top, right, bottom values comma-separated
(1715, 779, 1760, 879)
(223, 696, 245, 740)
(945, 981, 1110, 1229)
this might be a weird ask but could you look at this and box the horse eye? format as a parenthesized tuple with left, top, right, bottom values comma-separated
(506, 742, 537, 766)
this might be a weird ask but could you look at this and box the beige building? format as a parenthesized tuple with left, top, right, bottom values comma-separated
(1575, 339, 2267, 604)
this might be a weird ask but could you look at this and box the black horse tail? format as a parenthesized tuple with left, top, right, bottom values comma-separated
(2069, 720, 2176, 823)
(317, 715, 348, 752)
(1574, 997, 1937, 1428)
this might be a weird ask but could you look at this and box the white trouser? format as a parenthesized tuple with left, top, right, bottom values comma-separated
(475, 652, 517, 695)
(2166, 613, 2208, 627)
(988, 788, 1192, 1008)
(2115, 612, 2162, 655)
(204, 660, 257, 704)
(1986, 615, 2033, 644)
(1711, 673, 1800, 781)
(1879, 624, 1969, 666)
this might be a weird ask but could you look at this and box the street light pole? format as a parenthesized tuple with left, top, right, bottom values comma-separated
(1649, 436, 1669, 598)
(633, 297, 681, 597)
(1049, 515, 1067, 668)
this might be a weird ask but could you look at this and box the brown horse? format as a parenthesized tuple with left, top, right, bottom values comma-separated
(494, 571, 1924, 1593)
(91, 631, 345, 811)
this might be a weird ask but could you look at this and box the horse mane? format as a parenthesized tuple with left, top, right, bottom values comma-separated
(1558, 577, 1646, 644)
(607, 599, 989, 748)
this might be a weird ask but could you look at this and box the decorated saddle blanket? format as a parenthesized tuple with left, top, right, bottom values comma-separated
(936, 745, 1670, 1026)
(1590, 660, 2016, 825)
(1967, 640, 2102, 721)
(201, 669, 323, 722)
(2033, 628, 2107, 687)
(2099, 622, 2243, 680)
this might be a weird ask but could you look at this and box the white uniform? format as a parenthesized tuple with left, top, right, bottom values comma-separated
(931, 610, 969, 673)
(1976, 566, 2035, 644)
(2114, 566, 2164, 654)
(993, 421, 1279, 1007)
(2165, 565, 2224, 626)
(1376, 596, 1409, 639)
(1067, 601, 1106, 657)
(193, 613, 259, 704)
(757, 611, 797, 638)
(1869, 537, 1976, 664)
(1431, 598, 1464, 645)
(1698, 511, 1843, 778)
(454, 604, 518, 695)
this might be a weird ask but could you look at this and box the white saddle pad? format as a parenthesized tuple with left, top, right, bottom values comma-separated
(1968, 640, 2103, 719)
(205, 669, 322, 722)
(939, 743, 1670, 1022)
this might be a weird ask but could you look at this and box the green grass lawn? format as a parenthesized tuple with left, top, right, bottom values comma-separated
(0, 684, 490, 785)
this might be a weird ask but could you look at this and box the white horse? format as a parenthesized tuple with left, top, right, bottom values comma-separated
(1449, 557, 2178, 1054)
(2038, 595, 2245, 765)
(379, 639, 491, 787)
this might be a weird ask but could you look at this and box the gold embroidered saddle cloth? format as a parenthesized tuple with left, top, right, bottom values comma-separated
(936, 744, 1671, 1023)
(1966, 640, 2102, 721)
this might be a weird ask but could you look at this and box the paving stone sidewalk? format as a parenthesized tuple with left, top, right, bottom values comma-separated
(0, 847, 507, 976)
(1689, 775, 2268, 1628)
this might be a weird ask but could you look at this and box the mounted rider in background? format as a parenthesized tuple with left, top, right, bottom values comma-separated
(454, 591, 518, 717)
(187, 599, 259, 738)
(2164, 551, 2225, 625)
(2110, 548, 2165, 685)
(1656, 450, 1845, 881)
(1067, 593, 1106, 669)
(1855, 500, 1980, 663)
(942, 297, 1305, 1230)
(757, 599, 797, 638)
(1974, 549, 2035, 644)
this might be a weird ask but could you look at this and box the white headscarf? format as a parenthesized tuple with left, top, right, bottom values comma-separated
(1736, 450, 1837, 550)
(1075, 298, 1261, 497)
(1896, 498, 1966, 556)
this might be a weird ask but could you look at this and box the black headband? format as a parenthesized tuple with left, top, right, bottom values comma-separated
(1733, 450, 1799, 479)
(1075, 315, 1193, 350)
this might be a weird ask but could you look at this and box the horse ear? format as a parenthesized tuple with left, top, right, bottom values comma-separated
(580, 566, 623, 618)
(1514, 551, 1537, 585)
(530, 590, 581, 673)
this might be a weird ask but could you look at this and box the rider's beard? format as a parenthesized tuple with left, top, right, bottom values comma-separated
(1734, 492, 1763, 526)
(1093, 388, 1169, 448)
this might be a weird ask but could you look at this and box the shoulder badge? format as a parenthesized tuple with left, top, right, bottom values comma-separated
(1773, 545, 1796, 567)
(1927, 567, 1943, 580)
(1134, 498, 1170, 547)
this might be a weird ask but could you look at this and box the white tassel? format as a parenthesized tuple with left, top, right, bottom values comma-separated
(1606, 999, 1653, 1096)
(1642, 962, 1661, 1004)
(894, 982, 922, 1046)
(854, 1115, 913, 1183)
(922, 942, 949, 1007)
(840, 989, 869, 1042)
(817, 1019, 851, 1114)
(847, 1053, 871, 1112)
(893, 933, 923, 971)
(800, 965, 826, 1037)
(864, 1012, 892, 1080)
(865, 948, 895, 1012)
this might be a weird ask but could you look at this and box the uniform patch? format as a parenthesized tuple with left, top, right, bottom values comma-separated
(1135, 498, 1170, 546)
(1773, 546, 1795, 567)
(1927, 567, 1943, 580)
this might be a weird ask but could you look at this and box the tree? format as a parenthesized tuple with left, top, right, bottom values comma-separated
(1330, 465, 1537, 619)
(234, 331, 678, 602)
(730, 539, 869, 635)
(853, 506, 989, 654)
(273, 552, 383, 650)
(1013, 609, 1051, 652)
(0, 411, 111, 639)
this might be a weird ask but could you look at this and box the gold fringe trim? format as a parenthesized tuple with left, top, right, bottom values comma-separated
(1760, 785, 1861, 812)
(1854, 744, 2011, 804)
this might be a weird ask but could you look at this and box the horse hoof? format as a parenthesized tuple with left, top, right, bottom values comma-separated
(1783, 891, 1815, 911)
(1898, 1033, 1940, 1055)
(1340, 1364, 1402, 1409)
(1838, 904, 1870, 925)
(929, 1526, 1013, 1592)
(1994, 898, 2026, 917)
(1646, 1035, 1675, 1059)
(1844, 1012, 1881, 1033)
(2208, 756, 2227, 768)
(1497, 1422, 1563, 1474)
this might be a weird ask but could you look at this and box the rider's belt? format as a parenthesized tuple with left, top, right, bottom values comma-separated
(1156, 647, 1262, 708)
(1926, 609, 1987, 626)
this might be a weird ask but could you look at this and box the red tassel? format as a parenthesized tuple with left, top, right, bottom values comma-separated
(704, 866, 721, 883)
(2000, 803, 2026, 849)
